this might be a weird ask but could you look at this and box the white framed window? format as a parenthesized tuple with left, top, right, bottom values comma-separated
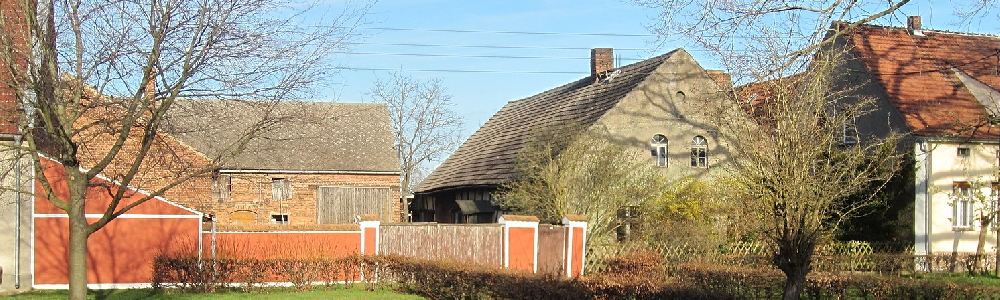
(992, 182, 999, 230)
(650, 134, 668, 167)
(954, 181, 973, 230)
(690, 136, 708, 168)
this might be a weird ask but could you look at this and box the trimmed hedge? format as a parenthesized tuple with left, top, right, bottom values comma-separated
(676, 263, 1000, 299)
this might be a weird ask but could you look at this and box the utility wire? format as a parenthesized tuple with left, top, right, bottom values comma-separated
(363, 27, 655, 37)
(335, 66, 587, 74)
(347, 42, 652, 51)
(334, 51, 643, 61)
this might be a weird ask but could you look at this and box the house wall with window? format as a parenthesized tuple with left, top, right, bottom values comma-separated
(591, 49, 734, 179)
(200, 172, 401, 226)
(916, 140, 1000, 254)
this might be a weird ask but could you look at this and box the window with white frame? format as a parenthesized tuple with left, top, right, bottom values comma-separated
(992, 182, 999, 230)
(690, 136, 708, 168)
(954, 181, 973, 230)
(650, 134, 668, 167)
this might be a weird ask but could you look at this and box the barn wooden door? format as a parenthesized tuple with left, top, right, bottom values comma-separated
(317, 186, 390, 223)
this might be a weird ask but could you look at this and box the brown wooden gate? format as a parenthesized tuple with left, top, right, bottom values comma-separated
(536, 225, 568, 275)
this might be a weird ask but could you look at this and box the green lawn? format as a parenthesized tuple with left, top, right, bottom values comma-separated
(3, 286, 426, 300)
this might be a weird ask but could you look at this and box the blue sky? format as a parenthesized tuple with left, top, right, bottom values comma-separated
(319, 0, 997, 138)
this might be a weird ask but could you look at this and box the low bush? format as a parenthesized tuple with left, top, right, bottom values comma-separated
(675, 262, 1000, 299)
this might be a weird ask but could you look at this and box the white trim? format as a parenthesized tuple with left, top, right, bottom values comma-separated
(34, 280, 367, 290)
(532, 224, 539, 274)
(358, 220, 380, 255)
(34, 283, 154, 290)
(502, 225, 509, 268)
(210, 231, 360, 234)
(220, 169, 400, 175)
(34, 213, 202, 219)
(498, 220, 538, 228)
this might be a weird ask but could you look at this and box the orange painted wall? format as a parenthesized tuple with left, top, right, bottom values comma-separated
(202, 231, 361, 260)
(570, 227, 584, 277)
(362, 227, 377, 255)
(507, 227, 535, 272)
(33, 157, 202, 285)
(34, 217, 199, 285)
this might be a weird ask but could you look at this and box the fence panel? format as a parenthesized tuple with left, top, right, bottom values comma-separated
(537, 225, 567, 276)
(379, 223, 504, 267)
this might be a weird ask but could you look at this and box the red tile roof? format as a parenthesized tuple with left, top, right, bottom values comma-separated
(844, 23, 1000, 139)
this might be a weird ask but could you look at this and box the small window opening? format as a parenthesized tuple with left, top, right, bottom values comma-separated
(958, 147, 971, 157)
(271, 214, 289, 225)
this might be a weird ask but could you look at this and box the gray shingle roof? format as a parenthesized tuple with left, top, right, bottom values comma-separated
(416, 49, 681, 193)
(164, 99, 399, 172)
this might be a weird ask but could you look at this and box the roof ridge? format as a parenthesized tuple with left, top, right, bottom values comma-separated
(851, 22, 1000, 39)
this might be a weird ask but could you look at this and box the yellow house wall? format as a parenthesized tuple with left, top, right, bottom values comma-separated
(924, 141, 999, 254)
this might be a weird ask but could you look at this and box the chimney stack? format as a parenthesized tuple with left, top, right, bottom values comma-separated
(706, 70, 732, 90)
(591, 48, 614, 77)
(907, 16, 924, 36)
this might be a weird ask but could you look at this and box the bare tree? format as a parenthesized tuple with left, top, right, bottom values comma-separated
(0, 0, 370, 298)
(634, 0, 912, 80)
(368, 73, 463, 221)
(717, 48, 903, 300)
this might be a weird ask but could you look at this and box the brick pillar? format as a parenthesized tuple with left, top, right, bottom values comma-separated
(356, 214, 380, 255)
(499, 215, 539, 273)
(562, 214, 588, 277)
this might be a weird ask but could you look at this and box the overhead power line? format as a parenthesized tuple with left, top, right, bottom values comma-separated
(335, 66, 587, 74)
(347, 42, 652, 51)
(333, 51, 643, 61)
(363, 27, 655, 37)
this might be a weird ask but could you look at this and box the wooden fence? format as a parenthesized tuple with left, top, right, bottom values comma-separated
(379, 223, 504, 267)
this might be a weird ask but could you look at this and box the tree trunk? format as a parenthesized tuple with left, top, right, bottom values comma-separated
(67, 170, 92, 300)
(775, 239, 814, 300)
(67, 199, 89, 300)
(976, 218, 989, 274)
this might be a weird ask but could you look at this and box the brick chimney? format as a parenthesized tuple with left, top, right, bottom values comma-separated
(907, 16, 924, 36)
(706, 70, 732, 89)
(591, 48, 614, 77)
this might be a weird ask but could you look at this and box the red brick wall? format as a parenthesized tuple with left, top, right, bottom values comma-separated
(203, 172, 401, 226)
(0, 0, 28, 134)
(69, 108, 402, 227)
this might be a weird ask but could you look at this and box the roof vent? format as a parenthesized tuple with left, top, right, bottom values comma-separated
(907, 16, 925, 36)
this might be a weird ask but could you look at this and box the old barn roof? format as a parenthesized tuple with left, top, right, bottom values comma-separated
(165, 100, 399, 173)
(843, 22, 1000, 139)
(416, 49, 682, 193)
